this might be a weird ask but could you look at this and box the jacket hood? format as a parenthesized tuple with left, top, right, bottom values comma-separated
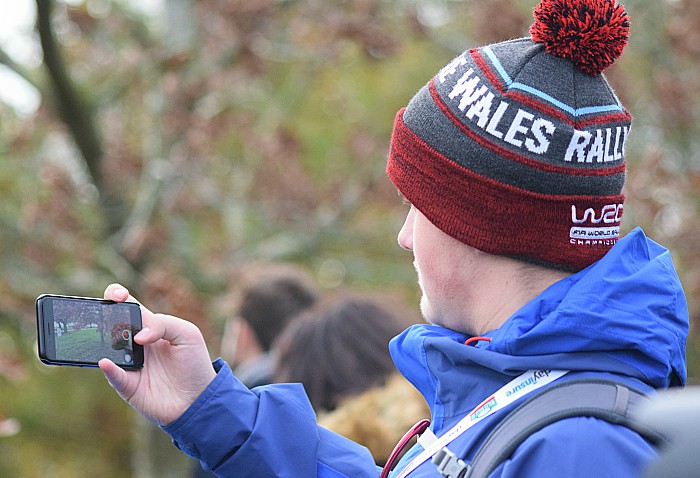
(391, 228, 688, 418)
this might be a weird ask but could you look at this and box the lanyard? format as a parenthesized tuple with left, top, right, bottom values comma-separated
(393, 369, 569, 478)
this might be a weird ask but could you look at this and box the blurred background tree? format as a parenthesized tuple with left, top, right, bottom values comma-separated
(0, 0, 697, 476)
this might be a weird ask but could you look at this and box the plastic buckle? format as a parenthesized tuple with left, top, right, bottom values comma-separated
(431, 447, 470, 478)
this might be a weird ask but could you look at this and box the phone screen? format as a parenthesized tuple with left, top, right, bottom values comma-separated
(36, 295, 144, 369)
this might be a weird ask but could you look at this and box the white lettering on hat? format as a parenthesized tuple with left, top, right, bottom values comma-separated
(439, 58, 630, 165)
(466, 91, 495, 127)
(571, 204, 623, 224)
(439, 55, 468, 84)
(445, 67, 556, 156)
(485, 102, 510, 139)
(565, 126, 628, 163)
(587, 129, 606, 163)
(504, 109, 533, 148)
(569, 229, 619, 244)
(569, 204, 623, 245)
(449, 68, 488, 111)
(527, 118, 556, 154)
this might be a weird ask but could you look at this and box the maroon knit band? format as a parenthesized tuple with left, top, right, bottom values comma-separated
(387, 109, 625, 271)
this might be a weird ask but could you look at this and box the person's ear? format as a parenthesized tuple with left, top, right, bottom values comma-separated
(221, 318, 262, 366)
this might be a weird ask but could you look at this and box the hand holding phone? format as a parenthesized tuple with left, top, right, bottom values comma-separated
(98, 284, 217, 426)
(36, 294, 144, 369)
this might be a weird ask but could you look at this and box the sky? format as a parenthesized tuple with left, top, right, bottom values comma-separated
(0, 0, 162, 116)
(0, 1, 41, 115)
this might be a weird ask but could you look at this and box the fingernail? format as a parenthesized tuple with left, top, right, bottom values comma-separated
(115, 288, 129, 300)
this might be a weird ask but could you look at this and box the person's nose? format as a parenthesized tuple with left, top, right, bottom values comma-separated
(397, 207, 415, 251)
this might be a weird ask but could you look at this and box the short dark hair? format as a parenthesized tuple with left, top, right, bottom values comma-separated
(235, 264, 320, 351)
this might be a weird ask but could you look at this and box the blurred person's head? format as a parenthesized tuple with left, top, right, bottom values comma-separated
(220, 263, 320, 368)
(273, 292, 409, 412)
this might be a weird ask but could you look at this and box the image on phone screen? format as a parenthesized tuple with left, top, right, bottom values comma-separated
(37, 295, 144, 369)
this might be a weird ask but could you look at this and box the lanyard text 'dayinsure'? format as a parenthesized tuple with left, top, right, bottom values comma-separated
(393, 369, 569, 478)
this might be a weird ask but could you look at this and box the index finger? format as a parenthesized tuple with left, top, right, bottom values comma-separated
(104, 283, 153, 317)
(104, 283, 133, 303)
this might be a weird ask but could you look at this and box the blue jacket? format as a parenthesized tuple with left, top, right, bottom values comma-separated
(163, 228, 688, 477)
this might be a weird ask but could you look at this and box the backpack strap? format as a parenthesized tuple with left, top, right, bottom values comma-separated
(431, 378, 669, 478)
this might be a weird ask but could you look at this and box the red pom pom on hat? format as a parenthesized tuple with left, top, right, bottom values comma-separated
(530, 0, 630, 76)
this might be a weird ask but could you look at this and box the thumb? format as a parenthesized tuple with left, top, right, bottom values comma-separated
(98, 359, 131, 396)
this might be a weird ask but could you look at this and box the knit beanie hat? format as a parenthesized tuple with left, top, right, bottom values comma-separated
(387, 0, 631, 271)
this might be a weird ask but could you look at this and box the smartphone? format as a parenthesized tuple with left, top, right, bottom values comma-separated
(36, 294, 144, 370)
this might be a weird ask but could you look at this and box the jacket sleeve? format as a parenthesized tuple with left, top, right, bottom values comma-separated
(490, 416, 657, 478)
(162, 358, 380, 478)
